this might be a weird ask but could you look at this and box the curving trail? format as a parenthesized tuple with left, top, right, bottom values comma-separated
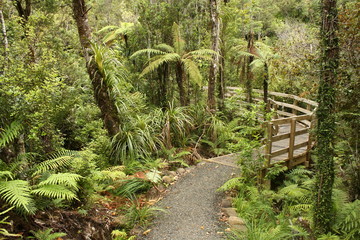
(138, 155, 239, 240)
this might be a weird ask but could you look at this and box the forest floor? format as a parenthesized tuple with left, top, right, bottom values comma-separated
(136, 154, 239, 240)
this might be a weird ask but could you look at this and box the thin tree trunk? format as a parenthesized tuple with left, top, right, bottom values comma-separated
(207, 0, 220, 112)
(0, 2, 8, 63)
(263, 62, 269, 112)
(313, 0, 339, 235)
(72, 0, 120, 137)
(246, 31, 255, 104)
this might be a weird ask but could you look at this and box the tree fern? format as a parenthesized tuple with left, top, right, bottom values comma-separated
(0, 121, 23, 148)
(31, 185, 78, 201)
(0, 180, 34, 213)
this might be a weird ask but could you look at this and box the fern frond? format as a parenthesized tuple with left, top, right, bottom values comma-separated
(182, 59, 202, 86)
(154, 44, 174, 53)
(32, 151, 78, 175)
(0, 121, 23, 148)
(172, 23, 185, 55)
(130, 49, 166, 59)
(31, 185, 78, 201)
(0, 171, 13, 180)
(0, 180, 33, 213)
(140, 53, 180, 77)
(218, 177, 244, 192)
(39, 173, 83, 191)
(278, 184, 309, 199)
(30, 228, 67, 240)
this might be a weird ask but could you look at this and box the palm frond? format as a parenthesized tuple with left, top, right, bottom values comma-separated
(0, 121, 23, 148)
(31, 185, 78, 201)
(0, 180, 33, 213)
(39, 173, 83, 191)
(130, 49, 166, 59)
(140, 53, 180, 77)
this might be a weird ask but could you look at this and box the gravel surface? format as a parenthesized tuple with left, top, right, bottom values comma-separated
(138, 159, 237, 240)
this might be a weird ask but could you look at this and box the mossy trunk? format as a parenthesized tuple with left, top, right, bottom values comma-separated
(72, 0, 120, 137)
(313, 0, 339, 235)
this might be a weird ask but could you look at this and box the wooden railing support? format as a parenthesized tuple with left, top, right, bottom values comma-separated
(288, 118, 297, 167)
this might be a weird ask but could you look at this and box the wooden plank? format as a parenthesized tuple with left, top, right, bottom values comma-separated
(293, 141, 309, 150)
(276, 110, 295, 117)
(272, 100, 312, 115)
(295, 128, 308, 136)
(272, 132, 290, 142)
(271, 147, 289, 158)
(253, 89, 318, 107)
(271, 128, 308, 142)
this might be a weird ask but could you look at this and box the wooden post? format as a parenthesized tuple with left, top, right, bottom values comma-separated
(292, 100, 298, 115)
(288, 118, 296, 167)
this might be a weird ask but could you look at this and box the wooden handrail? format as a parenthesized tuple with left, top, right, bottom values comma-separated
(224, 86, 317, 171)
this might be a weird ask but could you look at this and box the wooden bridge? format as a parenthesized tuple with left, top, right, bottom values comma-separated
(226, 87, 318, 172)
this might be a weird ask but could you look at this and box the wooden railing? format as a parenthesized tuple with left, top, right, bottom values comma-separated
(226, 87, 318, 170)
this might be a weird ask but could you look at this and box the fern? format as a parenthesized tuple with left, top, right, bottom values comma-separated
(32, 150, 78, 175)
(0, 171, 13, 180)
(31, 185, 78, 201)
(218, 177, 244, 191)
(0, 121, 23, 148)
(39, 173, 83, 191)
(0, 180, 34, 213)
(30, 228, 66, 240)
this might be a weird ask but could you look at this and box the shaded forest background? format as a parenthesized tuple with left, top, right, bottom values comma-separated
(0, 0, 359, 239)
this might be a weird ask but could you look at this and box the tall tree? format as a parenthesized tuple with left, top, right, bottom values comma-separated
(207, 0, 220, 112)
(313, 0, 340, 235)
(72, 0, 120, 137)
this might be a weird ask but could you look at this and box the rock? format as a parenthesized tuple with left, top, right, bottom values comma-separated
(168, 171, 177, 177)
(222, 208, 237, 217)
(228, 216, 245, 226)
(162, 175, 173, 184)
(221, 198, 232, 208)
(177, 168, 186, 174)
(231, 224, 247, 232)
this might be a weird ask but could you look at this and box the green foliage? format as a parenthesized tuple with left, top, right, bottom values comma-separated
(125, 202, 164, 228)
(0, 121, 23, 148)
(0, 179, 34, 213)
(0, 207, 22, 238)
(114, 178, 151, 199)
(32, 151, 79, 175)
(30, 228, 66, 240)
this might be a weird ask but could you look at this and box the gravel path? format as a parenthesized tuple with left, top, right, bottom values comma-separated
(138, 156, 238, 240)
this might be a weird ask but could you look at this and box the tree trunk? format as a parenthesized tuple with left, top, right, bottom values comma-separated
(175, 62, 187, 106)
(207, 0, 220, 112)
(0, 1, 8, 63)
(246, 31, 255, 104)
(313, 0, 339, 235)
(263, 62, 269, 113)
(72, 0, 120, 137)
